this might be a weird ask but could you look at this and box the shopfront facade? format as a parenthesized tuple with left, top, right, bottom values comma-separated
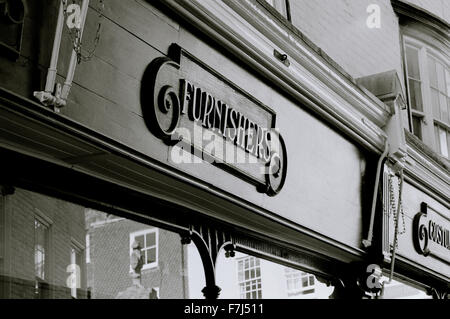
(0, 0, 448, 299)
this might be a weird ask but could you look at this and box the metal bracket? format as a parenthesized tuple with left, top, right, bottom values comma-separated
(180, 224, 234, 299)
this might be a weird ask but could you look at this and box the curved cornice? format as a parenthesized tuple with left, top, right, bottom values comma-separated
(391, 0, 450, 38)
(404, 132, 450, 207)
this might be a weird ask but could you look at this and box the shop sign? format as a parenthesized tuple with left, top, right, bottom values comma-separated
(141, 44, 287, 196)
(413, 202, 450, 263)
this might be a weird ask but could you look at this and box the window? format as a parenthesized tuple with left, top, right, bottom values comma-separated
(262, 0, 290, 20)
(285, 268, 315, 296)
(34, 218, 49, 280)
(85, 234, 90, 264)
(34, 216, 51, 299)
(70, 242, 83, 298)
(237, 256, 262, 299)
(0, 196, 4, 260)
(404, 37, 450, 159)
(129, 228, 158, 270)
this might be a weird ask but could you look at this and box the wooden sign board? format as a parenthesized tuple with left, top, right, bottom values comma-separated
(141, 44, 287, 196)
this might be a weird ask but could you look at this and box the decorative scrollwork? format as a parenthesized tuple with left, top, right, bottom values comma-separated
(413, 212, 429, 256)
(141, 46, 288, 195)
(141, 57, 182, 144)
(265, 133, 287, 196)
(157, 85, 180, 135)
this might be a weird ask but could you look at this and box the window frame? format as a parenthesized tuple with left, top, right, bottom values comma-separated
(284, 268, 315, 296)
(129, 228, 159, 271)
(402, 35, 450, 159)
(34, 215, 51, 282)
(70, 238, 85, 299)
(0, 195, 4, 260)
(237, 256, 262, 299)
(33, 211, 52, 299)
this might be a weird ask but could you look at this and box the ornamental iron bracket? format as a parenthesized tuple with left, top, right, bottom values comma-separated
(180, 224, 235, 300)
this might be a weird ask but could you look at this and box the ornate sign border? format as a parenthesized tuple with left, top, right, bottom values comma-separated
(141, 44, 287, 196)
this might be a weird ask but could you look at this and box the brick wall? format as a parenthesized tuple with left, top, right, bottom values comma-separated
(289, 0, 403, 82)
(0, 188, 87, 299)
(87, 216, 188, 299)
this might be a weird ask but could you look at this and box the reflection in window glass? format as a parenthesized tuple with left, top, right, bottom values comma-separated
(215, 251, 334, 299)
(34, 219, 48, 281)
(186, 243, 206, 299)
(379, 276, 432, 299)
(0, 188, 191, 299)
(129, 229, 158, 270)
(238, 256, 262, 299)
(70, 245, 83, 298)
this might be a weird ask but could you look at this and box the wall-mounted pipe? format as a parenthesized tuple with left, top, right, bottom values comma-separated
(61, 0, 90, 101)
(34, 0, 66, 107)
(35, 0, 91, 110)
(362, 140, 389, 248)
(45, 0, 65, 93)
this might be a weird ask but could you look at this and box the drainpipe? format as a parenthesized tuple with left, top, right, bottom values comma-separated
(362, 140, 389, 249)
(61, 0, 90, 101)
(34, 0, 66, 108)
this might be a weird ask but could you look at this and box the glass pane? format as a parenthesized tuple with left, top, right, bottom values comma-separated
(302, 276, 308, 287)
(446, 69, 450, 96)
(412, 116, 423, 140)
(147, 248, 156, 264)
(448, 98, 450, 124)
(216, 251, 334, 299)
(379, 276, 432, 299)
(431, 88, 440, 119)
(436, 62, 446, 92)
(76, 251, 82, 267)
(3, 187, 199, 299)
(440, 93, 448, 123)
(135, 235, 144, 248)
(439, 127, 449, 157)
(447, 130, 450, 159)
(435, 125, 441, 154)
(187, 242, 206, 299)
(408, 79, 423, 111)
(405, 46, 421, 80)
(428, 56, 438, 88)
(145, 232, 155, 247)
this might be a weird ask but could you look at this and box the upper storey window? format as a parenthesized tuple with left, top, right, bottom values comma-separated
(394, 0, 450, 160)
(404, 38, 450, 158)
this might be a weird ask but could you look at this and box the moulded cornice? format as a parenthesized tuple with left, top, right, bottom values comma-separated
(157, 0, 390, 154)
(404, 138, 450, 207)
